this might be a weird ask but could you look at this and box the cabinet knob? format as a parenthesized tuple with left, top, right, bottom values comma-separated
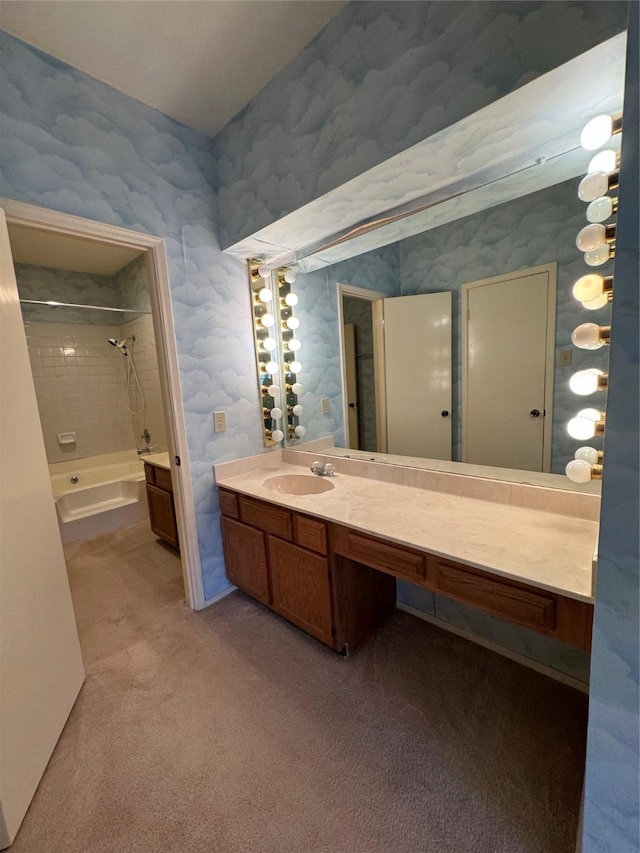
(530, 409, 541, 418)
(441, 410, 449, 417)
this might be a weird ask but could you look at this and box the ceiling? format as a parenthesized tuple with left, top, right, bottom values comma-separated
(0, 1, 345, 137)
(8, 225, 142, 276)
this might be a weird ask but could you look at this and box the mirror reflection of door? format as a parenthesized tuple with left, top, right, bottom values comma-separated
(384, 292, 452, 460)
(343, 323, 360, 449)
(462, 264, 556, 471)
(342, 296, 379, 452)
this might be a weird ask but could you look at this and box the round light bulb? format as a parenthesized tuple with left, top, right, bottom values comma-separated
(267, 384, 280, 398)
(262, 337, 277, 352)
(583, 293, 609, 310)
(292, 404, 304, 416)
(287, 338, 301, 352)
(283, 270, 297, 284)
(569, 368, 603, 396)
(285, 316, 300, 330)
(567, 417, 596, 441)
(571, 323, 604, 350)
(265, 360, 279, 374)
(585, 245, 612, 266)
(572, 274, 606, 303)
(588, 150, 617, 174)
(260, 313, 275, 327)
(269, 407, 283, 419)
(288, 360, 302, 374)
(258, 263, 271, 279)
(578, 172, 609, 202)
(586, 196, 614, 223)
(576, 223, 606, 252)
(294, 425, 306, 437)
(270, 429, 284, 443)
(578, 408, 602, 422)
(284, 292, 298, 307)
(257, 287, 273, 303)
(575, 446, 600, 465)
(291, 382, 303, 395)
(565, 459, 593, 483)
(580, 115, 614, 151)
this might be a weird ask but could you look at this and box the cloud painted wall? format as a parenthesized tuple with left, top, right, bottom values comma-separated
(214, 0, 628, 248)
(0, 31, 260, 601)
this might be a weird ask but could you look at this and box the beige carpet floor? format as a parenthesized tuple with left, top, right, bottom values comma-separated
(12, 521, 587, 853)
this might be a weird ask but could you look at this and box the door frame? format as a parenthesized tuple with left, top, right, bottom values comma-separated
(337, 283, 387, 452)
(460, 263, 557, 472)
(0, 198, 205, 610)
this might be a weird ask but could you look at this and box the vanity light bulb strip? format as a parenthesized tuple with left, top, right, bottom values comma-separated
(565, 114, 622, 482)
(250, 260, 283, 447)
(277, 266, 304, 441)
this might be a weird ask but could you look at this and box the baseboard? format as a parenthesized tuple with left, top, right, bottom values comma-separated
(202, 585, 236, 609)
(396, 602, 589, 694)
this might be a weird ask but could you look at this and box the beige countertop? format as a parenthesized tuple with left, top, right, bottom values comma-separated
(142, 452, 171, 470)
(214, 454, 597, 604)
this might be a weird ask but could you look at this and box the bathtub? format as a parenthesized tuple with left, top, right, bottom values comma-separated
(50, 451, 149, 544)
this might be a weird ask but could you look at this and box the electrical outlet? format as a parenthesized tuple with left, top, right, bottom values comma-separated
(321, 397, 330, 414)
(213, 411, 226, 433)
(558, 349, 573, 367)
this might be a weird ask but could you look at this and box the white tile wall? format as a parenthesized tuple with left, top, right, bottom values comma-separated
(24, 320, 167, 463)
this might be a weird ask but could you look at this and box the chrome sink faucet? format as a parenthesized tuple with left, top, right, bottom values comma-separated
(310, 460, 336, 477)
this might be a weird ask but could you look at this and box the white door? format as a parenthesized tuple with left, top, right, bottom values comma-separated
(0, 208, 85, 847)
(343, 324, 360, 449)
(384, 292, 452, 459)
(462, 265, 556, 471)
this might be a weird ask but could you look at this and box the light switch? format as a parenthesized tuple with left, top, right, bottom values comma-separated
(213, 411, 226, 433)
(321, 397, 330, 414)
(558, 349, 573, 367)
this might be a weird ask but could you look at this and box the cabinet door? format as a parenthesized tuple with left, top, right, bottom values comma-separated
(268, 537, 334, 646)
(146, 483, 179, 549)
(221, 517, 270, 606)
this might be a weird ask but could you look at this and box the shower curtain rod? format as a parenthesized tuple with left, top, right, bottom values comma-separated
(19, 299, 150, 314)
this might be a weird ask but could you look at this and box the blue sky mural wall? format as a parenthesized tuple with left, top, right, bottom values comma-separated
(0, 2, 637, 849)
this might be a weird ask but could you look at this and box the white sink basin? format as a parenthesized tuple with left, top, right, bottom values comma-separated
(263, 474, 335, 496)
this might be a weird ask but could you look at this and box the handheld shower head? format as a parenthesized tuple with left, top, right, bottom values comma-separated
(107, 337, 129, 355)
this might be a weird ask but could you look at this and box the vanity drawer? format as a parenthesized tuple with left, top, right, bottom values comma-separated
(219, 488, 239, 519)
(239, 495, 293, 540)
(144, 463, 156, 485)
(331, 525, 425, 581)
(154, 466, 173, 493)
(432, 557, 556, 633)
(294, 515, 328, 555)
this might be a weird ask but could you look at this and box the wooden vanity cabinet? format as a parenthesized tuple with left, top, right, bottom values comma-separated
(220, 516, 270, 606)
(218, 488, 593, 654)
(218, 489, 395, 653)
(330, 523, 593, 651)
(144, 462, 179, 550)
(268, 537, 334, 645)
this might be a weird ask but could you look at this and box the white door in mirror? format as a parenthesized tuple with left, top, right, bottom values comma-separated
(384, 292, 452, 460)
(462, 266, 555, 472)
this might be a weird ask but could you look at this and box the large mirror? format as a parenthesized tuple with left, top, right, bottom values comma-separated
(235, 34, 626, 490)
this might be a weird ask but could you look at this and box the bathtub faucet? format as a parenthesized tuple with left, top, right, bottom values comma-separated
(138, 429, 153, 455)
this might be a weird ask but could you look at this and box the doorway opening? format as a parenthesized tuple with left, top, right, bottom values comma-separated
(1, 199, 204, 610)
(337, 284, 386, 453)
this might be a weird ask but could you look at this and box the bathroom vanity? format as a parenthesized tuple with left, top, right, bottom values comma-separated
(215, 452, 596, 655)
(144, 453, 179, 550)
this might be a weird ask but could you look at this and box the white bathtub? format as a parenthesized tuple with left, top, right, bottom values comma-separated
(50, 451, 149, 544)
